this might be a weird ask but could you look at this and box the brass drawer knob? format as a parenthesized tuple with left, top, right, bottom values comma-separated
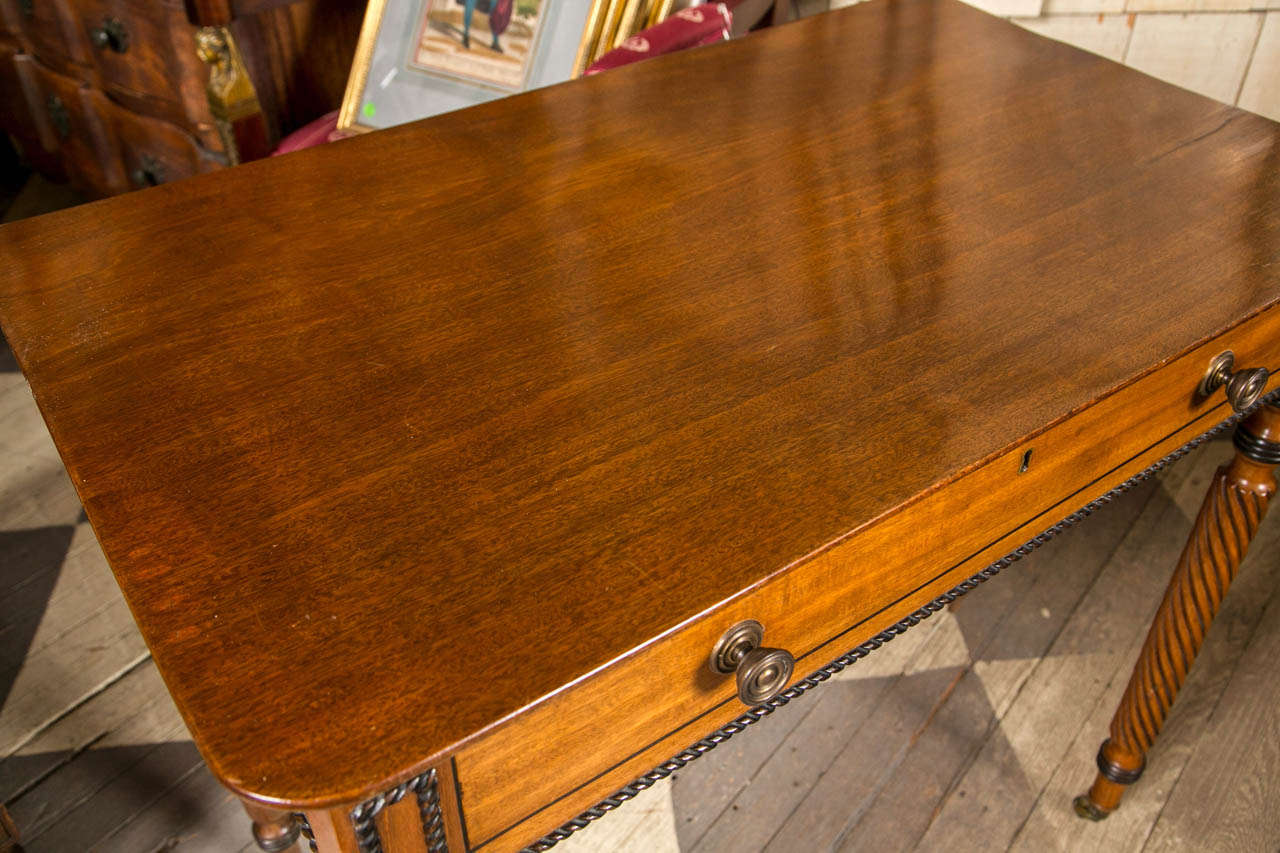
(1199, 351, 1269, 413)
(710, 620, 795, 706)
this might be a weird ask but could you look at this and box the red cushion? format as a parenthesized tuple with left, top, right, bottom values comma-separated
(585, 4, 732, 75)
(272, 110, 342, 156)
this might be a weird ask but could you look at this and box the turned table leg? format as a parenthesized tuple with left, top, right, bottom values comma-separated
(237, 762, 463, 852)
(1074, 402, 1280, 820)
(242, 799, 302, 852)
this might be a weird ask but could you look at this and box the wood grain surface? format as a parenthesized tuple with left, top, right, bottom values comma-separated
(1, 0, 1278, 815)
(453, 311, 1280, 851)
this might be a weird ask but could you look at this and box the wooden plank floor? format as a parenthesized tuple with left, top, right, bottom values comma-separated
(4, 198, 1280, 850)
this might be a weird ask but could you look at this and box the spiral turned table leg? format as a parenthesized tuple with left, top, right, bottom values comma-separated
(1074, 402, 1280, 820)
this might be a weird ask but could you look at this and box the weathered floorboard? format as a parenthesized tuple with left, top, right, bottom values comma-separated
(912, 441, 1248, 851)
(1140, 564, 1280, 852)
(834, 471, 1161, 852)
(678, 610, 949, 850)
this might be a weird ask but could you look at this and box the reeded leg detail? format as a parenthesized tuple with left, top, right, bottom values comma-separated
(1074, 403, 1280, 820)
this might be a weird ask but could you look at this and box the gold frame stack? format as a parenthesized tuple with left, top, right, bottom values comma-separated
(571, 0, 678, 74)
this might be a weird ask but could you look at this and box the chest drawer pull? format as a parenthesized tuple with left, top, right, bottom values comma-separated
(1199, 350, 1268, 412)
(90, 18, 129, 53)
(46, 95, 70, 140)
(710, 620, 795, 705)
(131, 155, 163, 187)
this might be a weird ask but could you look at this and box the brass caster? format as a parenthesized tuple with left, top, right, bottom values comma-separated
(1072, 794, 1110, 822)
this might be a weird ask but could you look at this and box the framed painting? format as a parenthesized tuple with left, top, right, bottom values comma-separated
(338, 0, 675, 133)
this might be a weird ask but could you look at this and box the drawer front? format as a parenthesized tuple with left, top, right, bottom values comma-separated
(20, 53, 126, 194)
(0, 0, 89, 71)
(17, 52, 220, 196)
(0, 2, 19, 40)
(451, 308, 1280, 851)
(72, 0, 215, 137)
(108, 91, 221, 188)
(0, 44, 64, 177)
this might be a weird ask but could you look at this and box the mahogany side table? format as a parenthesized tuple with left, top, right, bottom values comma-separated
(1, 0, 1278, 849)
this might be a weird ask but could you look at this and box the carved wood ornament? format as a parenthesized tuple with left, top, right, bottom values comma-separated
(195, 25, 267, 164)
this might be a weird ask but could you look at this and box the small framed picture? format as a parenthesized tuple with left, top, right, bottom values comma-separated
(339, 0, 605, 133)
(411, 0, 550, 91)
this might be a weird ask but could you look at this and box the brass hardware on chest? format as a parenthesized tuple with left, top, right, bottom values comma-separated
(1199, 351, 1269, 412)
(90, 18, 130, 53)
(710, 620, 795, 705)
(131, 155, 164, 187)
(196, 26, 264, 166)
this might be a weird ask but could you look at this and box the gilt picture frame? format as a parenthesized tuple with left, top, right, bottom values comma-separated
(338, 0, 608, 133)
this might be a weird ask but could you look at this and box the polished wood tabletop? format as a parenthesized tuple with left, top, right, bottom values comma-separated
(1, 0, 1278, 826)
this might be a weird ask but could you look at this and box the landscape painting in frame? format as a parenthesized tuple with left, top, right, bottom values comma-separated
(412, 0, 547, 91)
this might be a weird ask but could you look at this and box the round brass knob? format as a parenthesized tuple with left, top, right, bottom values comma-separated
(1199, 351, 1269, 413)
(735, 646, 794, 705)
(710, 620, 795, 706)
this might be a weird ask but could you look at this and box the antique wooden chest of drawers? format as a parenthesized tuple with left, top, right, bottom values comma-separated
(0, 0, 362, 195)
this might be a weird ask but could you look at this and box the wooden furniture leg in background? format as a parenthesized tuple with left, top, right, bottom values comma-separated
(1074, 402, 1280, 820)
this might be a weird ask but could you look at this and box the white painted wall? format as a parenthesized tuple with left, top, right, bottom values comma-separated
(809, 0, 1279, 121)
